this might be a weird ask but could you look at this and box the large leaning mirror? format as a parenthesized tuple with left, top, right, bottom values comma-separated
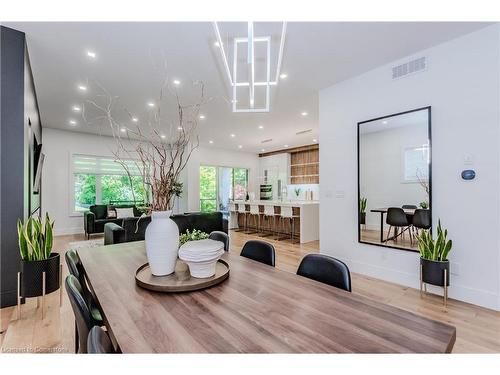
(358, 107, 431, 251)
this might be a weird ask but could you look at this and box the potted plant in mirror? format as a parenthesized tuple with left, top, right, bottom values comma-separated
(419, 201, 429, 209)
(417, 220, 452, 289)
(359, 197, 367, 225)
(17, 213, 60, 315)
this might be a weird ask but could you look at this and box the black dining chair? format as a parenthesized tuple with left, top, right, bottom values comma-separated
(412, 209, 431, 236)
(87, 326, 116, 354)
(65, 275, 103, 353)
(240, 240, 276, 267)
(297, 254, 352, 292)
(65, 250, 103, 323)
(209, 231, 229, 251)
(402, 204, 418, 224)
(386, 207, 412, 244)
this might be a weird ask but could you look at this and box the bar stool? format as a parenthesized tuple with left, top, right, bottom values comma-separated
(236, 203, 248, 232)
(278, 205, 299, 243)
(247, 204, 261, 234)
(260, 205, 277, 239)
(229, 202, 238, 230)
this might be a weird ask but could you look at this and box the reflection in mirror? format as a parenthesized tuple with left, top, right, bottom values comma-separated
(358, 107, 431, 251)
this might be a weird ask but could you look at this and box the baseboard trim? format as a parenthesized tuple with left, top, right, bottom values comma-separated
(329, 255, 500, 311)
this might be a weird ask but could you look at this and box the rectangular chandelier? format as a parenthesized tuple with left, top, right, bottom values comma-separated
(213, 22, 287, 113)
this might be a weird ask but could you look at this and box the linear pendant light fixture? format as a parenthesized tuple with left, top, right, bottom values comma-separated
(213, 21, 287, 113)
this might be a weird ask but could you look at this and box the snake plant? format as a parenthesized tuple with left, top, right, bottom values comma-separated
(17, 213, 54, 261)
(359, 197, 367, 213)
(417, 220, 452, 262)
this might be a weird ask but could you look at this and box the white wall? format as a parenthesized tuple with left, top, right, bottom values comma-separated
(319, 25, 500, 310)
(360, 124, 428, 229)
(42, 128, 259, 234)
(186, 146, 260, 211)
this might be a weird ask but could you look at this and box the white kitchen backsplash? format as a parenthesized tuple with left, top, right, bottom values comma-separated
(287, 184, 319, 201)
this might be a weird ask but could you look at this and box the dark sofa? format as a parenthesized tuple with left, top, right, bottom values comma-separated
(84, 204, 142, 239)
(104, 212, 228, 245)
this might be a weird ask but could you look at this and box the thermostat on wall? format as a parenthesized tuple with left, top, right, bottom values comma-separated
(461, 170, 476, 180)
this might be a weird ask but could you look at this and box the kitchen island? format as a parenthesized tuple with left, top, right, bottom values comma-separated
(231, 200, 319, 243)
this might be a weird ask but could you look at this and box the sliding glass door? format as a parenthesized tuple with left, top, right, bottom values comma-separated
(199, 166, 248, 213)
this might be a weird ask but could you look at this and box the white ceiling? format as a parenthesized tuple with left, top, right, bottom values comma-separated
(5, 22, 491, 153)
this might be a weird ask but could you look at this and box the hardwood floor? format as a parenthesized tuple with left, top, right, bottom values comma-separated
(1, 231, 499, 353)
(360, 228, 419, 251)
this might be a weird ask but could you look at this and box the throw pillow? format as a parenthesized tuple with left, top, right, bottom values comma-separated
(107, 206, 117, 218)
(115, 207, 135, 219)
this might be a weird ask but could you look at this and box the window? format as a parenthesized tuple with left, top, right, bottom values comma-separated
(72, 154, 147, 213)
(199, 166, 248, 213)
(199, 166, 217, 213)
(402, 145, 429, 182)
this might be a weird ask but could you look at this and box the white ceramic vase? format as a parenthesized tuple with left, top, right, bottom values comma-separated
(145, 210, 179, 276)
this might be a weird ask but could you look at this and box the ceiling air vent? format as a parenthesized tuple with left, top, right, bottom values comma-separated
(261, 138, 273, 144)
(295, 129, 312, 135)
(392, 56, 426, 79)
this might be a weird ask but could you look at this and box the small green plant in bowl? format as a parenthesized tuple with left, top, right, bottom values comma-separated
(419, 201, 429, 209)
(294, 187, 302, 198)
(179, 229, 209, 246)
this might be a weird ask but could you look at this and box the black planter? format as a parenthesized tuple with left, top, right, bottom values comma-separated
(359, 212, 366, 225)
(20, 253, 61, 298)
(420, 257, 449, 287)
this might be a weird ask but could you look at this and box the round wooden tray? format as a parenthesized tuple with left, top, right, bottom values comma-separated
(135, 259, 229, 293)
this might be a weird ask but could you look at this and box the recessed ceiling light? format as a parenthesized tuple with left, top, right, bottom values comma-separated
(261, 148, 265, 152)
(238, 145, 243, 149)
(199, 114, 206, 120)
(78, 85, 87, 91)
(209, 140, 214, 144)
(382, 120, 388, 124)
(301, 112, 308, 116)
(231, 99, 238, 104)
(86, 51, 96, 59)
(132, 117, 138, 122)
(230, 134, 235, 138)
(280, 73, 288, 79)
(69, 120, 77, 126)
(147, 102, 155, 107)
(120, 127, 126, 133)
(258, 125, 264, 129)
(284, 144, 289, 148)
(160, 134, 166, 139)
(177, 126, 183, 131)
(214, 41, 220, 47)
(312, 138, 318, 143)
(173, 79, 181, 86)
(72, 106, 81, 112)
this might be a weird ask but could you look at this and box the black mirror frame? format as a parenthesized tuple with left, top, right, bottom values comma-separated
(357, 106, 432, 252)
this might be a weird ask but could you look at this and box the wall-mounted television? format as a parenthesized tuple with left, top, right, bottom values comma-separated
(33, 143, 44, 194)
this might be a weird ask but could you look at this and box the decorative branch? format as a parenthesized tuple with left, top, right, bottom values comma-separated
(82, 76, 207, 212)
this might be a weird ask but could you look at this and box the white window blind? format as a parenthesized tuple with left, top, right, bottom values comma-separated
(73, 154, 143, 176)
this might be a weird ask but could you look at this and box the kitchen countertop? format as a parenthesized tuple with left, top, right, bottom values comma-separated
(232, 200, 319, 206)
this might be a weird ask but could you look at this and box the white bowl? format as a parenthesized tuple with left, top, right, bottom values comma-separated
(182, 251, 224, 278)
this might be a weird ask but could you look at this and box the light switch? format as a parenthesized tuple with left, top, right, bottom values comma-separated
(335, 190, 345, 198)
(463, 154, 474, 165)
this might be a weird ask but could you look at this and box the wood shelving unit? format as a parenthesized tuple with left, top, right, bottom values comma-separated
(289, 145, 319, 184)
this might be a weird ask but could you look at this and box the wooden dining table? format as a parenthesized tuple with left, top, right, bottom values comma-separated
(77, 241, 456, 353)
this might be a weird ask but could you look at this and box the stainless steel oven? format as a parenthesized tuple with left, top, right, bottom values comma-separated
(260, 184, 273, 200)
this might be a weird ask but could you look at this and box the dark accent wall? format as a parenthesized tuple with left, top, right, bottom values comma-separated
(0, 26, 42, 308)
